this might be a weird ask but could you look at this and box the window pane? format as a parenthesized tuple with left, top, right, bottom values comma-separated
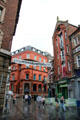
(26, 74, 29, 80)
(33, 74, 36, 80)
(39, 75, 41, 81)
(27, 54, 30, 59)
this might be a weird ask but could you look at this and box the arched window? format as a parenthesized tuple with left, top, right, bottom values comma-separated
(38, 84, 42, 92)
(33, 84, 36, 91)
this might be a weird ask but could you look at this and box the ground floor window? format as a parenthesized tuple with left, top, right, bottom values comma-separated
(33, 84, 37, 91)
(38, 84, 42, 92)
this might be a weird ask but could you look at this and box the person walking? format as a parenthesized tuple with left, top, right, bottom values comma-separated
(41, 96, 45, 109)
(27, 94, 31, 105)
(60, 96, 66, 112)
(13, 93, 16, 104)
(25, 94, 28, 102)
(55, 94, 59, 111)
(37, 95, 42, 108)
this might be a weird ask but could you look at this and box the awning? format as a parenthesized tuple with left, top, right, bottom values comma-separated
(60, 84, 68, 87)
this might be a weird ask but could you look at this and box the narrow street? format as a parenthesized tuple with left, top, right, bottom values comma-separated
(0, 98, 79, 120)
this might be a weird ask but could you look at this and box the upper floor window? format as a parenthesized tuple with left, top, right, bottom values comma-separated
(43, 59, 46, 63)
(1, 0, 6, 3)
(33, 65, 36, 70)
(39, 66, 41, 71)
(12, 74, 15, 80)
(39, 57, 41, 62)
(68, 61, 71, 71)
(43, 67, 46, 72)
(19, 56, 21, 59)
(0, 29, 3, 48)
(76, 55, 80, 67)
(59, 33, 64, 49)
(66, 45, 69, 53)
(65, 32, 67, 40)
(43, 76, 45, 80)
(39, 75, 41, 81)
(27, 54, 30, 59)
(26, 74, 29, 80)
(34, 56, 37, 60)
(33, 48, 36, 52)
(33, 74, 36, 80)
(73, 37, 79, 46)
(13, 66, 16, 70)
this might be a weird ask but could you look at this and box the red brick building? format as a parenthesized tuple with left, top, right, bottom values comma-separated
(0, 0, 22, 111)
(52, 19, 77, 98)
(68, 26, 80, 98)
(10, 46, 49, 96)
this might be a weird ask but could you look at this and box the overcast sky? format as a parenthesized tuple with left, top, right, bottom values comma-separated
(11, 0, 80, 56)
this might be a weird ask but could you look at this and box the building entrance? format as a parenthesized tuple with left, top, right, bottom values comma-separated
(24, 83, 30, 94)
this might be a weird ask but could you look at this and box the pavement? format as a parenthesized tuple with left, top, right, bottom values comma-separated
(0, 98, 80, 120)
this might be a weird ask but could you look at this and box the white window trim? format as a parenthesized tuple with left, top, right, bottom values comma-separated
(0, 5, 6, 23)
(0, 29, 3, 48)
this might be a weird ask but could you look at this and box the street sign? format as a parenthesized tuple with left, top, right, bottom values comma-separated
(12, 58, 51, 67)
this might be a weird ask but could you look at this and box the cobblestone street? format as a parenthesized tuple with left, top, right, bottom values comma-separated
(0, 98, 80, 120)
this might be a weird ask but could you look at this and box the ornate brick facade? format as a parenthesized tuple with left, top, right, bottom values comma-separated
(10, 46, 48, 97)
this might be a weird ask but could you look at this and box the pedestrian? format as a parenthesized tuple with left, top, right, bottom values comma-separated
(27, 94, 31, 105)
(37, 95, 42, 108)
(25, 94, 28, 102)
(41, 96, 45, 108)
(13, 93, 16, 104)
(55, 94, 59, 110)
(60, 96, 66, 112)
(34, 95, 36, 103)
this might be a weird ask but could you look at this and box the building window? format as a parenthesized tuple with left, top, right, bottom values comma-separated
(67, 45, 69, 53)
(13, 66, 16, 70)
(60, 33, 64, 49)
(26, 74, 29, 80)
(43, 76, 45, 80)
(39, 75, 41, 81)
(19, 56, 21, 59)
(76, 55, 80, 67)
(11, 84, 14, 91)
(26, 65, 30, 68)
(33, 65, 36, 70)
(0, 6, 3, 19)
(0, 29, 3, 48)
(12, 74, 15, 80)
(0, 6, 5, 22)
(68, 62, 71, 71)
(33, 74, 36, 80)
(43, 67, 46, 72)
(65, 32, 67, 40)
(39, 57, 41, 62)
(43, 59, 46, 63)
(33, 48, 36, 51)
(39, 66, 41, 71)
(27, 54, 30, 59)
(34, 56, 37, 60)
(43, 85, 46, 92)
(74, 37, 79, 46)
(38, 84, 42, 92)
(33, 84, 37, 91)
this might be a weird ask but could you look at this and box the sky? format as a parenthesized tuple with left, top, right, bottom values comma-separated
(11, 0, 80, 56)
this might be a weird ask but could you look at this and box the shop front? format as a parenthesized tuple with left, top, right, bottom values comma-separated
(56, 79, 68, 99)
